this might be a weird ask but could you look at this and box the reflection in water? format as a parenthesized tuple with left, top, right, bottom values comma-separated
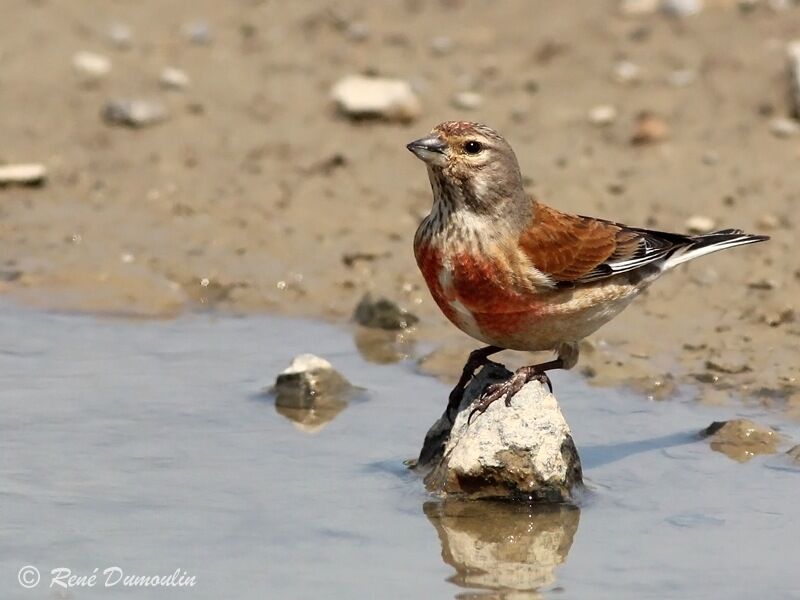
(353, 326, 415, 364)
(274, 400, 348, 433)
(424, 499, 580, 598)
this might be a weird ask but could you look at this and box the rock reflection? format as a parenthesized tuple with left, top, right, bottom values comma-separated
(353, 326, 415, 364)
(424, 499, 580, 598)
(274, 400, 348, 433)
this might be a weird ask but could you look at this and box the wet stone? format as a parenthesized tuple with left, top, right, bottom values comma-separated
(273, 353, 353, 410)
(353, 293, 419, 330)
(420, 363, 583, 502)
(701, 419, 780, 462)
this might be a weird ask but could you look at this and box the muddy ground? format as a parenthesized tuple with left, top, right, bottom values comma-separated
(1, 0, 798, 414)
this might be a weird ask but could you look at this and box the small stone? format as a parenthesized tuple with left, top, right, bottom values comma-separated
(787, 444, 800, 464)
(701, 150, 719, 165)
(619, 0, 660, 15)
(631, 112, 669, 145)
(613, 60, 641, 84)
(452, 91, 483, 110)
(102, 99, 167, 128)
(183, 20, 212, 45)
(72, 51, 111, 78)
(661, 0, 704, 17)
(420, 363, 582, 501)
(344, 21, 370, 42)
(353, 293, 419, 330)
(685, 214, 716, 234)
(705, 355, 751, 374)
(159, 67, 190, 90)
(588, 104, 618, 126)
(331, 75, 421, 122)
(108, 22, 132, 49)
(430, 36, 454, 55)
(757, 213, 780, 230)
(701, 419, 780, 462)
(770, 117, 800, 138)
(748, 277, 778, 290)
(668, 68, 697, 87)
(273, 353, 352, 410)
(0, 163, 47, 186)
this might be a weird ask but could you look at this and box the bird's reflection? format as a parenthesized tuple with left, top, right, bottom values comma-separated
(424, 499, 580, 598)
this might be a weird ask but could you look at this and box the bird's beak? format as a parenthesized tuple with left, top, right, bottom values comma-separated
(406, 134, 447, 165)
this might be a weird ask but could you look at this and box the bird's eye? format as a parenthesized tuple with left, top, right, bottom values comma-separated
(464, 140, 483, 155)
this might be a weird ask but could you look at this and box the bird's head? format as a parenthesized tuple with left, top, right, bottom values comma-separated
(406, 121, 525, 217)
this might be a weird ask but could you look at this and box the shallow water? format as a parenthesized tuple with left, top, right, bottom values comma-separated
(1, 307, 798, 599)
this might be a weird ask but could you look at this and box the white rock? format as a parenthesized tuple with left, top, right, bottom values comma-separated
(619, 0, 660, 14)
(588, 104, 618, 126)
(102, 99, 167, 128)
(770, 117, 800, 138)
(421, 364, 582, 501)
(685, 214, 716, 233)
(281, 353, 334, 375)
(452, 91, 483, 110)
(159, 67, 190, 90)
(661, 0, 704, 16)
(0, 163, 47, 185)
(786, 41, 800, 119)
(613, 60, 641, 84)
(183, 20, 212, 45)
(331, 75, 421, 122)
(108, 22, 132, 49)
(72, 51, 111, 78)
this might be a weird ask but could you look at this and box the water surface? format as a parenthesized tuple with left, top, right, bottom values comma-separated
(1, 307, 797, 599)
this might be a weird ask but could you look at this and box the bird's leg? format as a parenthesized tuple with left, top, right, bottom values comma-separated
(446, 345, 502, 419)
(467, 342, 579, 424)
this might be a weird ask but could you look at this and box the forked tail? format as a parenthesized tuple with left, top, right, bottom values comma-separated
(664, 229, 769, 270)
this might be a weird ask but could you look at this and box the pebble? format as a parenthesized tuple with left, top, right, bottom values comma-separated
(619, 0, 660, 15)
(631, 112, 669, 145)
(102, 99, 168, 128)
(661, 0, 704, 17)
(159, 67, 190, 90)
(183, 20, 212, 45)
(353, 293, 419, 330)
(770, 117, 800, 138)
(0, 163, 47, 186)
(107, 22, 132, 49)
(331, 75, 421, 122)
(757, 213, 780, 230)
(613, 60, 641, 84)
(72, 51, 111, 78)
(344, 21, 370, 42)
(430, 36, 454, 55)
(786, 41, 800, 119)
(588, 104, 618, 126)
(452, 91, 483, 110)
(273, 353, 353, 410)
(701, 419, 780, 462)
(787, 444, 800, 465)
(668, 68, 697, 87)
(685, 214, 716, 234)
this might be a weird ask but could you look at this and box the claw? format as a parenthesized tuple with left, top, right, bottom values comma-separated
(466, 365, 555, 425)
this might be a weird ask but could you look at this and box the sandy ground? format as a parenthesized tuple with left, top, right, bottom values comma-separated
(1, 0, 798, 413)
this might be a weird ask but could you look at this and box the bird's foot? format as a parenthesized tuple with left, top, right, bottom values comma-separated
(446, 346, 502, 420)
(467, 365, 552, 424)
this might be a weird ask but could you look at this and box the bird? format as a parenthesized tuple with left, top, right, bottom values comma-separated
(406, 121, 769, 423)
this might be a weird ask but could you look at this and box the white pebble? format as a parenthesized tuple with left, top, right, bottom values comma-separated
(770, 117, 800, 138)
(613, 60, 641, 84)
(661, 0, 704, 17)
(452, 91, 483, 110)
(430, 36, 454, 55)
(159, 67, 190, 90)
(108, 22, 132, 49)
(588, 105, 618, 126)
(103, 99, 168, 128)
(668, 68, 697, 87)
(686, 215, 716, 234)
(619, 0, 660, 15)
(0, 163, 47, 185)
(72, 51, 111, 78)
(331, 75, 421, 122)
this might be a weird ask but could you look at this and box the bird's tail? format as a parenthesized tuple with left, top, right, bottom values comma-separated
(664, 229, 769, 270)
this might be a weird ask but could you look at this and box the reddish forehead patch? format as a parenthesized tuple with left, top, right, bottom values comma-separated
(435, 121, 485, 137)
